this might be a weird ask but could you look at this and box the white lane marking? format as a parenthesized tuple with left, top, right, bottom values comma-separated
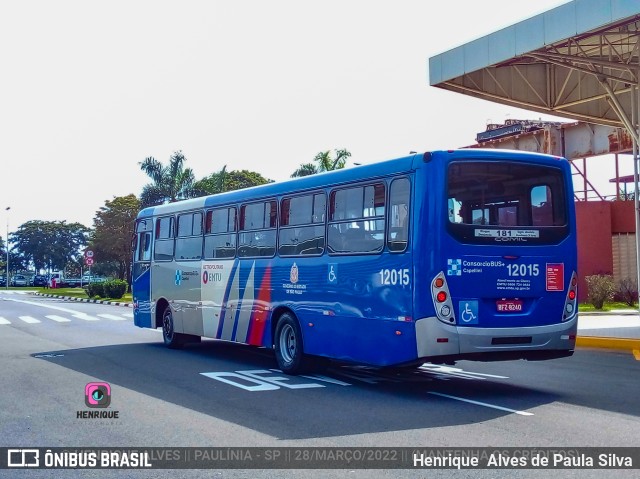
(19, 316, 41, 324)
(0, 317, 10, 324)
(419, 363, 509, 380)
(121, 312, 134, 318)
(46, 315, 72, 323)
(428, 392, 534, 416)
(5, 297, 103, 316)
(72, 313, 99, 321)
(98, 314, 128, 321)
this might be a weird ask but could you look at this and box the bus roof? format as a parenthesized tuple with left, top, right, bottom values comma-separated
(137, 149, 566, 219)
(137, 153, 417, 219)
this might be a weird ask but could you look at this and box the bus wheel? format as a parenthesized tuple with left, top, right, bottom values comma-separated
(162, 305, 185, 349)
(274, 313, 305, 375)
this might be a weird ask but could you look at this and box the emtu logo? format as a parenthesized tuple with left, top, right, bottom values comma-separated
(85, 382, 111, 408)
(175, 270, 182, 286)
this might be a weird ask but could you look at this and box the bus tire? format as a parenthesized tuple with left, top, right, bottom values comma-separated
(162, 305, 186, 349)
(274, 313, 305, 375)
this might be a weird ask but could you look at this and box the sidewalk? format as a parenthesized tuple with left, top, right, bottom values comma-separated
(577, 311, 640, 351)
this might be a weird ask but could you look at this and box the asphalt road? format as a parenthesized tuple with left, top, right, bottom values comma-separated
(1, 291, 639, 479)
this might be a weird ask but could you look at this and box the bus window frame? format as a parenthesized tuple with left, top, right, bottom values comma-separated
(279, 191, 326, 257)
(175, 211, 204, 261)
(204, 206, 238, 260)
(154, 215, 176, 262)
(387, 176, 410, 253)
(238, 199, 278, 258)
(327, 182, 386, 255)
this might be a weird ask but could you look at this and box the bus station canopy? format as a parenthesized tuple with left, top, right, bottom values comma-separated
(429, 0, 640, 139)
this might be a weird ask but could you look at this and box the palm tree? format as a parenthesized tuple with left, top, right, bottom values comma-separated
(290, 149, 352, 177)
(290, 163, 318, 178)
(138, 151, 198, 208)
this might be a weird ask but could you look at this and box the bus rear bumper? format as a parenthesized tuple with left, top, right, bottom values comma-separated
(415, 315, 577, 363)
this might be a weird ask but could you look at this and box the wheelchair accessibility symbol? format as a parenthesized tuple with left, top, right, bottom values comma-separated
(328, 264, 338, 284)
(459, 300, 479, 324)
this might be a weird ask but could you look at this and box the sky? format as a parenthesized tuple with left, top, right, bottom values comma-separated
(3, 0, 621, 235)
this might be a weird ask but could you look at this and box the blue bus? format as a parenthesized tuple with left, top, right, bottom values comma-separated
(131, 149, 578, 374)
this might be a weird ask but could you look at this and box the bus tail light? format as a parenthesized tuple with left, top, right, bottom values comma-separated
(432, 272, 455, 324)
(563, 271, 578, 321)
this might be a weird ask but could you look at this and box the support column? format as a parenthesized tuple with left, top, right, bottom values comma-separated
(632, 84, 640, 311)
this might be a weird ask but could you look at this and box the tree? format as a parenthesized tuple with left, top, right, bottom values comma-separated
(225, 170, 273, 191)
(0, 236, 5, 272)
(11, 220, 90, 272)
(194, 168, 272, 195)
(290, 163, 318, 178)
(2, 235, 28, 274)
(139, 150, 198, 208)
(90, 194, 140, 284)
(291, 149, 351, 177)
(193, 165, 228, 195)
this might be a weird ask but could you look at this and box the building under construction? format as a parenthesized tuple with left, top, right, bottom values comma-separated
(468, 119, 636, 300)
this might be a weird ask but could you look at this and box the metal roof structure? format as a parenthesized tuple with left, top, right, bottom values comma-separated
(429, 0, 640, 140)
(429, 0, 640, 302)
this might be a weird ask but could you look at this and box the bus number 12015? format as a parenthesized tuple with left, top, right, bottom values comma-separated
(378, 268, 410, 286)
(506, 264, 540, 277)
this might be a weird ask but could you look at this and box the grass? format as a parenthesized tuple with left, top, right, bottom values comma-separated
(23, 286, 132, 303)
(578, 301, 637, 312)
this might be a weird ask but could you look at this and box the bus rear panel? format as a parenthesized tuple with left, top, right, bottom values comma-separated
(414, 150, 577, 364)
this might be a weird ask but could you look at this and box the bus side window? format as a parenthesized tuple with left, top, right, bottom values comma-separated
(154, 216, 175, 261)
(278, 193, 326, 257)
(175, 212, 203, 260)
(139, 232, 151, 261)
(388, 177, 410, 252)
(239, 200, 277, 257)
(329, 183, 385, 254)
(204, 207, 237, 259)
(134, 219, 153, 262)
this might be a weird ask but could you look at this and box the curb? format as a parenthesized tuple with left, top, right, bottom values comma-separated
(576, 336, 640, 351)
(33, 292, 132, 308)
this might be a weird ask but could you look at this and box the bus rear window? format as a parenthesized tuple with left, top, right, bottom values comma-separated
(447, 161, 568, 244)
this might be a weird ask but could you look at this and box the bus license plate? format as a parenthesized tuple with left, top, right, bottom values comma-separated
(496, 300, 523, 312)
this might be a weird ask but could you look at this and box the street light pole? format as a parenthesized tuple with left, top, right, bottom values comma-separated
(5, 206, 9, 290)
